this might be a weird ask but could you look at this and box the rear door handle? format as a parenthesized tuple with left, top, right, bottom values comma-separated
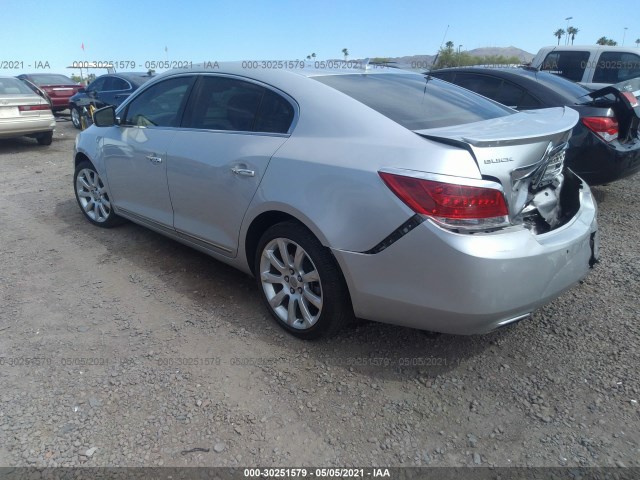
(231, 166, 255, 177)
(146, 155, 162, 164)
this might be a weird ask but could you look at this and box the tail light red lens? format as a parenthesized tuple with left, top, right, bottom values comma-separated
(582, 116, 618, 142)
(379, 172, 508, 223)
(18, 104, 50, 112)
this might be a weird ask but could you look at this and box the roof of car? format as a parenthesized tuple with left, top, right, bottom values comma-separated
(110, 72, 155, 79)
(155, 61, 418, 80)
(429, 66, 593, 103)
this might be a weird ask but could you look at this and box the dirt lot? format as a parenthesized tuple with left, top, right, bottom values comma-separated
(0, 116, 638, 469)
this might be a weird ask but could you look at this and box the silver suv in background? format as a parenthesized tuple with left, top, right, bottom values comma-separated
(531, 46, 640, 90)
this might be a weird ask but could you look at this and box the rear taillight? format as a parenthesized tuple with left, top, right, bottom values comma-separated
(379, 172, 509, 230)
(18, 104, 50, 112)
(582, 116, 618, 142)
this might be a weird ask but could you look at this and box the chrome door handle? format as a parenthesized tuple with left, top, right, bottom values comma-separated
(231, 166, 255, 177)
(146, 155, 162, 164)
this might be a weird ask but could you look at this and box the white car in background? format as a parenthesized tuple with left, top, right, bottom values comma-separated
(0, 76, 55, 145)
(531, 46, 640, 91)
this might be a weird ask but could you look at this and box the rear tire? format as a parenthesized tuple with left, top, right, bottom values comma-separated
(37, 131, 53, 146)
(255, 221, 352, 339)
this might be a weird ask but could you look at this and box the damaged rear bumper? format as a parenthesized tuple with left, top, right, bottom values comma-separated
(332, 183, 598, 335)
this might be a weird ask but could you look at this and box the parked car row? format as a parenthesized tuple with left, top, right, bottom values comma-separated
(4, 55, 637, 339)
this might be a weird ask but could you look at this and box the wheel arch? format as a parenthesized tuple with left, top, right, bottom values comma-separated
(242, 207, 331, 277)
(74, 151, 92, 169)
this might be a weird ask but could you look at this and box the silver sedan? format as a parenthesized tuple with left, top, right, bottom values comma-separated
(73, 63, 599, 339)
(0, 76, 55, 145)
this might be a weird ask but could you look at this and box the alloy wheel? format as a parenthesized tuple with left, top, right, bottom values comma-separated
(259, 238, 323, 330)
(75, 168, 112, 223)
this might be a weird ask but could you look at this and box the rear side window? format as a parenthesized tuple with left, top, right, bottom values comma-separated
(519, 92, 543, 110)
(313, 73, 511, 130)
(540, 51, 590, 82)
(254, 89, 294, 133)
(454, 74, 502, 98)
(447, 73, 529, 109)
(123, 76, 194, 127)
(183, 76, 294, 133)
(593, 52, 640, 83)
(494, 81, 525, 108)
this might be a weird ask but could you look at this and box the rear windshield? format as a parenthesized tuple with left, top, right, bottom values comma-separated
(312, 73, 512, 130)
(0, 78, 36, 95)
(525, 70, 591, 100)
(28, 74, 76, 86)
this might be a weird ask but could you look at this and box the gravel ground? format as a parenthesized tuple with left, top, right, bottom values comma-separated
(0, 116, 638, 469)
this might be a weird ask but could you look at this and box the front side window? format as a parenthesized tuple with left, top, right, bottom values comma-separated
(540, 51, 590, 82)
(313, 73, 512, 130)
(593, 52, 640, 84)
(87, 77, 107, 92)
(183, 76, 294, 133)
(123, 76, 194, 127)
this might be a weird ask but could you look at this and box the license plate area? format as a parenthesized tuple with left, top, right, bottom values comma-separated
(0, 106, 19, 118)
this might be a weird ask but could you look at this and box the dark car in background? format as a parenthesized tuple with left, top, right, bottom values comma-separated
(68, 72, 155, 128)
(429, 67, 640, 185)
(17, 74, 82, 112)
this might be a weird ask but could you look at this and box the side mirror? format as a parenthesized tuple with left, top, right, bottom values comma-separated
(93, 106, 116, 127)
(78, 87, 86, 93)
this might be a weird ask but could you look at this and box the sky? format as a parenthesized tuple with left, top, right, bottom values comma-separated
(1, 0, 639, 76)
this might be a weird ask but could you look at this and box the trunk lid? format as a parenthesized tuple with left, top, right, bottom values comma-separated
(414, 107, 579, 229)
(0, 95, 50, 119)
(579, 77, 640, 141)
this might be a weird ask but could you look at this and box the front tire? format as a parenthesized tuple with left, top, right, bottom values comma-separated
(255, 221, 352, 339)
(74, 160, 123, 228)
(70, 107, 82, 129)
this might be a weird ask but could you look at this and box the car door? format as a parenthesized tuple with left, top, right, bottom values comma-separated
(166, 75, 295, 256)
(83, 76, 107, 107)
(102, 75, 196, 228)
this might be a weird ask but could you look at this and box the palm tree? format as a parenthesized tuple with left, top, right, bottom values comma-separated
(635, 38, 640, 48)
(553, 29, 565, 45)
(567, 26, 579, 45)
(342, 48, 349, 61)
(445, 41, 454, 52)
(596, 36, 617, 46)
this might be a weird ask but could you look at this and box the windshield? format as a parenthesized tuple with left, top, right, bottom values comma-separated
(0, 77, 37, 95)
(312, 73, 512, 130)
(28, 74, 76, 86)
